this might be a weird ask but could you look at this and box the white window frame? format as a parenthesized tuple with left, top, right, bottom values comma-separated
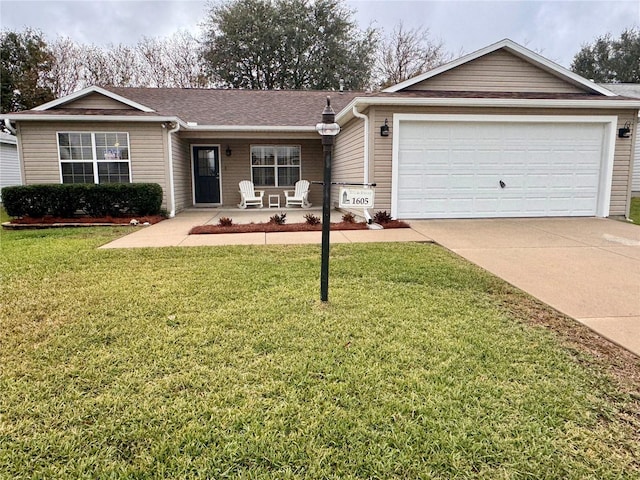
(57, 131, 133, 184)
(250, 144, 301, 188)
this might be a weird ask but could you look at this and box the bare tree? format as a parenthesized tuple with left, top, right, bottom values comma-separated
(138, 31, 210, 88)
(48, 31, 211, 92)
(376, 22, 451, 89)
(48, 36, 84, 96)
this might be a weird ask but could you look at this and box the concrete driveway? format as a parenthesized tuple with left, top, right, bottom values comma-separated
(410, 218, 640, 356)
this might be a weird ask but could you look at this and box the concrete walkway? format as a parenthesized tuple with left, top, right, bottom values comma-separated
(99, 208, 432, 248)
(410, 218, 640, 356)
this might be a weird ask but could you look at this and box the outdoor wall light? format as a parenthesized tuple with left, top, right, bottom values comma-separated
(225, 145, 232, 156)
(618, 121, 632, 138)
(380, 118, 390, 137)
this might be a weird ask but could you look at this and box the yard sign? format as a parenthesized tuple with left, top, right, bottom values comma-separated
(339, 186, 375, 208)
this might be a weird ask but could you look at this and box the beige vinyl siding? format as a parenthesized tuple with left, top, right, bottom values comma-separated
(58, 92, 136, 110)
(17, 121, 169, 208)
(367, 106, 637, 217)
(612, 112, 637, 212)
(333, 116, 366, 207)
(406, 50, 586, 93)
(171, 134, 192, 212)
(0, 135, 21, 194)
(179, 137, 324, 207)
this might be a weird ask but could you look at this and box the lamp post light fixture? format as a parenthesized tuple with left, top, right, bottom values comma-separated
(316, 97, 340, 302)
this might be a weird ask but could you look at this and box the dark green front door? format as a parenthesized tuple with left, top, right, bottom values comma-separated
(193, 146, 221, 204)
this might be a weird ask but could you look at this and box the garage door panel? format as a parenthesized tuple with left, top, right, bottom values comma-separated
(396, 120, 605, 219)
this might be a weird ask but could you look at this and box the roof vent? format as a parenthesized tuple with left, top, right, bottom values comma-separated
(339, 79, 344, 93)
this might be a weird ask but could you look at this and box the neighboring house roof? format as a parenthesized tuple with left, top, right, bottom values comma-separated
(600, 83, 640, 99)
(382, 38, 616, 96)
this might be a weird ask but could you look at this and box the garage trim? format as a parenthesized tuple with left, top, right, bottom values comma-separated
(391, 114, 618, 219)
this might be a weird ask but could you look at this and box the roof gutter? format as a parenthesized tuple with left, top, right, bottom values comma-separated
(1, 114, 186, 124)
(182, 125, 317, 132)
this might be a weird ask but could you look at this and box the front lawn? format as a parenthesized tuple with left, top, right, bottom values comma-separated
(630, 196, 640, 224)
(1, 227, 638, 478)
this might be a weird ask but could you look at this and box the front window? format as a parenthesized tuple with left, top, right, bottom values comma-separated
(58, 132, 131, 184)
(251, 145, 300, 187)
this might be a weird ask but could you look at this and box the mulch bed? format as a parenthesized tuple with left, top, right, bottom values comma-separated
(190, 220, 410, 235)
(3, 215, 165, 229)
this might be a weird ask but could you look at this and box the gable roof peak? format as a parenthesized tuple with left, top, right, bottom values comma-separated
(383, 38, 616, 97)
(32, 86, 156, 112)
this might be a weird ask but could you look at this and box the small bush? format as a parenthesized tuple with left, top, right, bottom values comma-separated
(269, 212, 287, 225)
(341, 212, 356, 223)
(218, 216, 233, 226)
(1, 183, 163, 218)
(304, 213, 321, 225)
(373, 210, 393, 224)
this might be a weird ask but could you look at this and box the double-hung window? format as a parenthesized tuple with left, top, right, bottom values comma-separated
(251, 145, 300, 187)
(58, 132, 131, 184)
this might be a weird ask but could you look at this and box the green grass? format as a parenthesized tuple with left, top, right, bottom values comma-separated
(1, 227, 638, 479)
(0, 206, 9, 224)
(630, 197, 640, 224)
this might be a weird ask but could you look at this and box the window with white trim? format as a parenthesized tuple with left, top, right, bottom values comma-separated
(58, 132, 131, 184)
(251, 145, 300, 187)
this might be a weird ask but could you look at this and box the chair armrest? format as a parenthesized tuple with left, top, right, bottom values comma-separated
(256, 190, 265, 198)
(283, 190, 294, 198)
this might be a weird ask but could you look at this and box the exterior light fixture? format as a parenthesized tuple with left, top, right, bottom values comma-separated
(380, 118, 389, 137)
(225, 145, 232, 156)
(618, 121, 632, 138)
(316, 96, 340, 302)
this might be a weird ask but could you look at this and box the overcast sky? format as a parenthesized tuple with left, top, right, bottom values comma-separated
(0, 0, 639, 68)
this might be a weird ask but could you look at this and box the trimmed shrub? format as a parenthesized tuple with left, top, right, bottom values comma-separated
(1, 183, 163, 218)
(218, 217, 233, 226)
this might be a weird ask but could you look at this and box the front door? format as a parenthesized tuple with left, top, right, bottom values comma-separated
(193, 146, 221, 204)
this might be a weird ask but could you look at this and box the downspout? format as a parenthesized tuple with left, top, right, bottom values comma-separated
(352, 105, 373, 223)
(166, 121, 180, 218)
(4, 118, 16, 135)
(351, 105, 369, 184)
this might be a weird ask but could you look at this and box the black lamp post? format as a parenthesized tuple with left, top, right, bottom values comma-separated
(316, 97, 340, 302)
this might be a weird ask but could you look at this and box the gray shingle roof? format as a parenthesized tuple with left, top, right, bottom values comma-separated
(106, 88, 361, 126)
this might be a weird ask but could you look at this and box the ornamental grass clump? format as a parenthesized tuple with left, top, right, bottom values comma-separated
(218, 216, 233, 227)
(304, 213, 321, 225)
(373, 210, 393, 224)
(341, 212, 356, 223)
(268, 212, 287, 225)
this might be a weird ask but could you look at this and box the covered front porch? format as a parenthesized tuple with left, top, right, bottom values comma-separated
(171, 133, 325, 213)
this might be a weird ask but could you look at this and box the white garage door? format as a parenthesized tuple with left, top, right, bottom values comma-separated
(395, 119, 607, 219)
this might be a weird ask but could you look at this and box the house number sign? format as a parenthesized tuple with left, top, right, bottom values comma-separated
(339, 186, 375, 208)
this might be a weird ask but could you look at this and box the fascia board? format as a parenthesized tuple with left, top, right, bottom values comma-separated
(32, 86, 156, 112)
(383, 39, 615, 97)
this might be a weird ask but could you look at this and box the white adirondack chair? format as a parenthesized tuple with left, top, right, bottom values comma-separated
(238, 180, 264, 209)
(284, 180, 311, 208)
